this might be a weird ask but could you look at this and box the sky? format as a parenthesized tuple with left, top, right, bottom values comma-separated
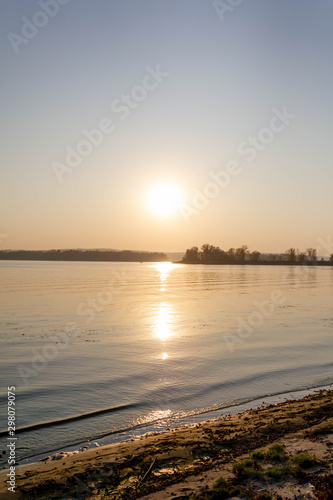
(1, 0, 333, 254)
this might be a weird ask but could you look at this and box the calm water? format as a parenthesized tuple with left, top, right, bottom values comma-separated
(0, 261, 332, 463)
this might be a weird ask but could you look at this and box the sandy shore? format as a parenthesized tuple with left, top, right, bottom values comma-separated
(1, 389, 332, 499)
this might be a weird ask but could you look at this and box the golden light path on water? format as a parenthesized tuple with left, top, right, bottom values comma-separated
(154, 302, 175, 342)
(152, 262, 177, 356)
(137, 263, 178, 426)
(155, 261, 173, 291)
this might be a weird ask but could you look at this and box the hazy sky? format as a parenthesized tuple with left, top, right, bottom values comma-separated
(1, 0, 332, 254)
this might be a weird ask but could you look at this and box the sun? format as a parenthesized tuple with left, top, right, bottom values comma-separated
(146, 183, 184, 217)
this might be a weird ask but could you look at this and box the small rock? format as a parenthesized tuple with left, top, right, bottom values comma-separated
(304, 493, 318, 500)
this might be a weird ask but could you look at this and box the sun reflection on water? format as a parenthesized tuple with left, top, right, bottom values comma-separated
(138, 409, 172, 425)
(151, 263, 177, 357)
(154, 261, 174, 283)
(154, 302, 175, 341)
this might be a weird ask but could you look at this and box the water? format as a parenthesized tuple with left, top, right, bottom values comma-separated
(0, 261, 332, 463)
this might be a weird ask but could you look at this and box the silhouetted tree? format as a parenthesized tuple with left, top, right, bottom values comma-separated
(200, 244, 213, 264)
(297, 252, 306, 265)
(182, 247, 200, 264)
(235, 245, 248, 263)
(286, 248, 297, 264)
(227, 248, 235, 260)
(249, 251, 261, 263)
(306, 248, 317, 265)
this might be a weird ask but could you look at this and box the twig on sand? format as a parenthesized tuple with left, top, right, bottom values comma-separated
(139, 459, 156, 485)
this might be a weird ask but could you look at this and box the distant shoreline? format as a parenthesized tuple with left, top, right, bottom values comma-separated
(181, 244, 333, 266)
(1, 248, 332, 266)
(1, 258, 332, 266)
(178, 261, 333, 266)
(0, 249, 167, 263)
(0, 257, 332, 266)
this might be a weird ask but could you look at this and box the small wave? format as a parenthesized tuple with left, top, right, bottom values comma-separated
(0, 402, 138, 437)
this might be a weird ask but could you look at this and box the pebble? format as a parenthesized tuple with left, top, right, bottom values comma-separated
(304, 494, 318, 500)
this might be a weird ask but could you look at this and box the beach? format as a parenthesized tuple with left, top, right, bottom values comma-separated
(1, 388, 332, 499)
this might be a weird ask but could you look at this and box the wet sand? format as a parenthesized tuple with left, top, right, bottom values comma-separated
(1, 389, 332, 499)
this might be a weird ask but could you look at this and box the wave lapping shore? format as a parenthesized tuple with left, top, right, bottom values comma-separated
(0, 389, 332, 499)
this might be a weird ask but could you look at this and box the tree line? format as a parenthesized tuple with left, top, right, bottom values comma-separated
(0, 249, 168, 263)
(182, 244, 333, 265)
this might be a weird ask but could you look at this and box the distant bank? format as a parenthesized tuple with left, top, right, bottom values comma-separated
(181, 244, 333, 266)
(0, 249, 167, 263)
(1, 245, 332, 265)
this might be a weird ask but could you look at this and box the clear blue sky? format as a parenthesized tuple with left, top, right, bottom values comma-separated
(1, 0, 332, 253)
